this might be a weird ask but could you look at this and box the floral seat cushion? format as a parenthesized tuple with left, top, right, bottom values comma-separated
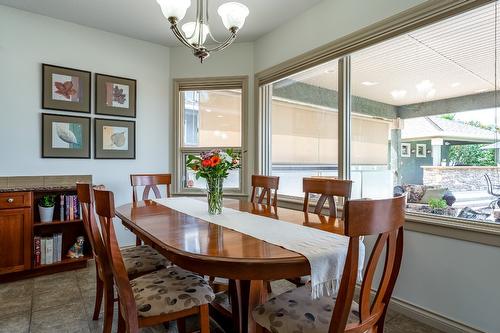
(121, 245, 170, 276)
(252, 286, 360, 333)
(131, 266, 215, 317)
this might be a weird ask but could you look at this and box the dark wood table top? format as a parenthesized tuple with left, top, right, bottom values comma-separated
(116, 198, 344, 280)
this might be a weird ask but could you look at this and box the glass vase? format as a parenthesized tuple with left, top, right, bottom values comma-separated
(206, 177, 224, 215)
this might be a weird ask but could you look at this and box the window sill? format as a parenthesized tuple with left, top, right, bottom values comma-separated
(277, 196, 500, 247)
(405, 212, 500, 247)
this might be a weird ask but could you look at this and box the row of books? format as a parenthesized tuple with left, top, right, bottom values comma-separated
(34, 234, 63, 266)
(60, 194, 81, 220)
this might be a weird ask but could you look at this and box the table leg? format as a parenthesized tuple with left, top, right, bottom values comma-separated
(233, 280, 266, 333)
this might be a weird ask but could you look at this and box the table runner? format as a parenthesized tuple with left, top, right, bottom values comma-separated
(153, 197, 364, 299)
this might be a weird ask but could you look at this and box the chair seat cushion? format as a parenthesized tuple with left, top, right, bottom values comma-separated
(121, 245, 170, 276)
(252, 286, 360, 333)
(131, 266, 215, 317)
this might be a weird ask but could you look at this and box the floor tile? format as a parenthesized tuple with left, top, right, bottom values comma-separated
(32, 284, 82, 312)
(384, 314, 444, 333)
(30, 302, 90, 333)
(34, 271, 78, 294)
(0, 294, 32, 320)
(0, 279, 33, 299)
(0, 311, 30, 333)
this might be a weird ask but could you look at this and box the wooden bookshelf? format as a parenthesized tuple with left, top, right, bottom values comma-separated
(0, 176, 92, 282)
(33, 219, 83, 227)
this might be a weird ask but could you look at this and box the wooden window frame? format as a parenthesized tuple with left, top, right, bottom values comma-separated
(173, 76, 249, 196)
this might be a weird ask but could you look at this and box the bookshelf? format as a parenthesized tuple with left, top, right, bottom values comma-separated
(0, 175, 92, 282)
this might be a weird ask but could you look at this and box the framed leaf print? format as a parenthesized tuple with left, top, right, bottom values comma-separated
(95, 74, 136, 117)
(42, 64, 91, 113)
(42, 113, 91, 158)
(94, 118, 135, 159)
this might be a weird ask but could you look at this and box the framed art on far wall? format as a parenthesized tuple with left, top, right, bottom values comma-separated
(42, 64, 91, 113)
(95, 73, 136, 118)
(42, 113, 91, 158)
(94, 118, 136, 159)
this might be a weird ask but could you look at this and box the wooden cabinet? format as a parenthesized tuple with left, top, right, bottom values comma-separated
(0, 192, 32, 275)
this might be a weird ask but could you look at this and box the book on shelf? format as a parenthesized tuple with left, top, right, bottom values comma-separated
(34, 236, 41, 266)
(34, 233, 63, 266)
(60, 194, 80, 221)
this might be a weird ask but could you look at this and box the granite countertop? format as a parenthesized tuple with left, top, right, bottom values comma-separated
(0, 185, 77, 193)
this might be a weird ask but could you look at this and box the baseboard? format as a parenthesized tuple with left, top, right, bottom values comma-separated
(387, 296, 485, 333)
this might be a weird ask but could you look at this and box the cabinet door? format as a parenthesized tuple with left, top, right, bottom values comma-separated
(0, 208, 32, 274)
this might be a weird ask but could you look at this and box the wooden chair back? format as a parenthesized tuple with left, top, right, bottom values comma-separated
(130, 173, 172, 202)
(251, 175, 279, 207)
(94, 188, 140, 333)
(302, 178, 352, 217)
(329, 195, 406, 333)
(76, 183, 111, 279)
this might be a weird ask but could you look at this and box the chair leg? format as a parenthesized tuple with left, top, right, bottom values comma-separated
(176, 317, 186, 333)
(117, 308, 126, 333)
(102, 283, 114, 333)
(135, 236, 142, 246)
(199, 304, 210, 333)
(266, 281, 272, 294)
(92, 271, 103, 320)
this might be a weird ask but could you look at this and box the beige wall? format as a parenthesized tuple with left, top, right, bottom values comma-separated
(272, 99, 389, 165)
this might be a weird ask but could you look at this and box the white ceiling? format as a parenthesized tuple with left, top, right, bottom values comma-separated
(284, 2, 499, 106)
(0, 0, 323, 46)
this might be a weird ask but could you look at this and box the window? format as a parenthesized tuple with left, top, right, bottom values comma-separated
(271, 61, 339, 198)
(259, 2, 500, 227)
(174, 77, 248, 194)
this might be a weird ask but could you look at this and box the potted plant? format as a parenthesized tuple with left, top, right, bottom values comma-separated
(186, 148, 241, 215)
(39, 194, 56, 222)
(428, 198, 447, 215)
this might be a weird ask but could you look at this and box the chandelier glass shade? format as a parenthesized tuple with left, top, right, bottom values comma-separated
(157, 0, 249, 62)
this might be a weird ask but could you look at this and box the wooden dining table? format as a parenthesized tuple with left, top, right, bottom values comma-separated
(115, 198, 345, 333)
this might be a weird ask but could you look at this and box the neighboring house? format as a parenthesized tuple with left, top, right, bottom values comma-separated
(399, 116, 497, 184)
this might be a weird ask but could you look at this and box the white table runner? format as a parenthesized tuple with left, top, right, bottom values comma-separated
(153, 197, 364, 299)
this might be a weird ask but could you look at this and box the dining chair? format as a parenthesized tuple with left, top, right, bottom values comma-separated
(252, 195, 406, 333)
(93, 188, 215, 333)
(78, 184, 172, 333)
(250, 175, 280, 207)
(77, 183, 115, 333)
(130, 173, 172, 245)
(303, 177, 353, 217)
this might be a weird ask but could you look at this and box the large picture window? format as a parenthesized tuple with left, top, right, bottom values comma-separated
(174, 77, 247, 194)
(260, 2, 500, 227)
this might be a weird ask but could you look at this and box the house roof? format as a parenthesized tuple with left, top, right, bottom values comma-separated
(401, 116, 497, 143)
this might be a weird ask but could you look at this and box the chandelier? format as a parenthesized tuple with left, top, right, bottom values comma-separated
(157, 0, 249, 62)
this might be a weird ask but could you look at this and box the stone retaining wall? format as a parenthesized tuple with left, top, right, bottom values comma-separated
(422, 166, 500, 191)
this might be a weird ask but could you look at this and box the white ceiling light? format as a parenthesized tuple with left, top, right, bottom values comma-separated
(157, 0, 249, 63)
(361, 81, 379, 86)
(416, 80, 434, 93)
(205, 108, 212, 113)
(475, 88, 488, 93)
(450, 82, 461, 88)
(391, 89, 407, 100)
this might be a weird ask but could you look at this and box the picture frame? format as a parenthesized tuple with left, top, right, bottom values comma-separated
(42, 64, 91, 113)
(95, 73, 136, 118)
(416, 144, 427, 158)
(42, 113, 91, 158)
(401, 143, 411, 157)
(94, 118, 136, 159)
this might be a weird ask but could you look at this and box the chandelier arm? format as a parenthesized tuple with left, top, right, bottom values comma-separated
(207, 32, 237, 53)
(171, 25, 198, 50)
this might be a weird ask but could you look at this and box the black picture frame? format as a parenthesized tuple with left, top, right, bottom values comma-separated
(42, 113, 91, 159)
(95, 73, 137, 118)
(94, 118, 136, 159)
(42, 64, 91, 113)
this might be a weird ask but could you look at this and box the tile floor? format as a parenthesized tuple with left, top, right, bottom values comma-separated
(0, 261, 444, 333)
